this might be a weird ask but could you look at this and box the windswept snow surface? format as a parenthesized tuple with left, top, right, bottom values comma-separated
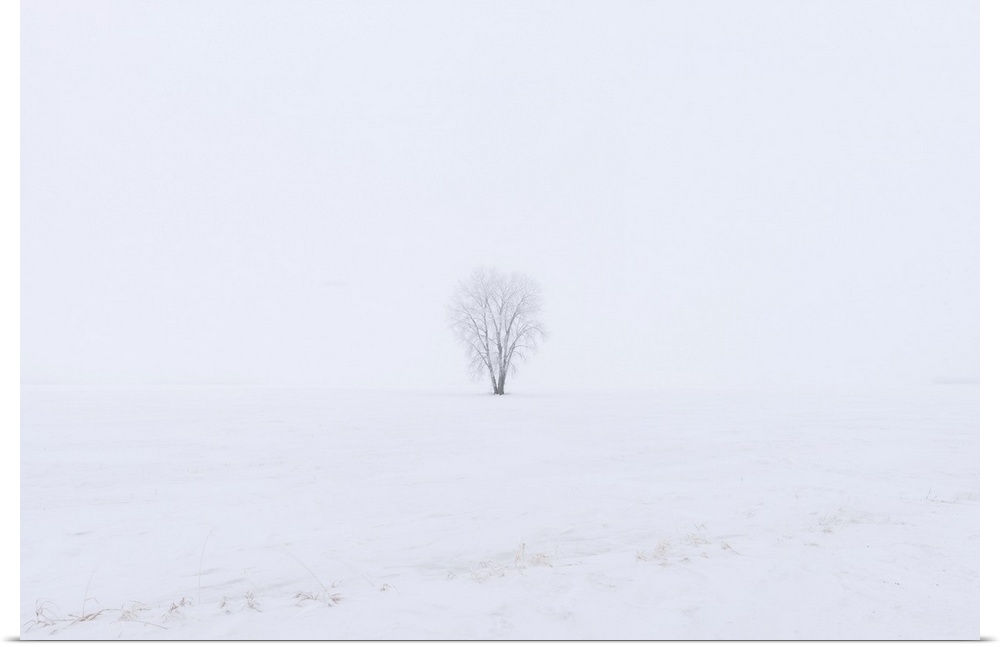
(20, 385, 978, 639)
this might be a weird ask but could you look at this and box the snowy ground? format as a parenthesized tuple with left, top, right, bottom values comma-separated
(20, 384, 978, 639)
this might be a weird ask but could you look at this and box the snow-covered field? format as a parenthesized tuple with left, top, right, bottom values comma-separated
(20, 384, 978, 639)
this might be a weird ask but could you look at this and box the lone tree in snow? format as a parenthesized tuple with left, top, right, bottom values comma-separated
(449, 267, 545, 395)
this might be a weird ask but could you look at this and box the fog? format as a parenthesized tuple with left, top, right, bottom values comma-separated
(20, 0, 978, 390)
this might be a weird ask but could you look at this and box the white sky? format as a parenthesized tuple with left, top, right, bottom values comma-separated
(20, 0, 979, 390)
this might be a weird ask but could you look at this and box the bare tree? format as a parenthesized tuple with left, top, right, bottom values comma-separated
(449, 268, 545, 395)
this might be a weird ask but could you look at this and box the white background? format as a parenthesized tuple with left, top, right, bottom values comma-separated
(8, 0, 993, 640)
(19, 0, 979, 391)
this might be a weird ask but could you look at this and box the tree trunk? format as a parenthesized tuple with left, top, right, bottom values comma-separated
(495, 336, 505, 395)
